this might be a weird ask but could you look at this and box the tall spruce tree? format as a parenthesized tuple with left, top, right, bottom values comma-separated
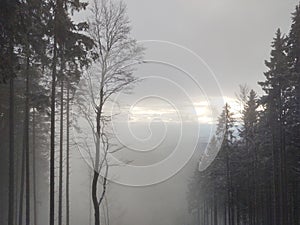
(287, 4, 300, 224)
(241, 90, 258, 225)
(259, 29, 290, 225)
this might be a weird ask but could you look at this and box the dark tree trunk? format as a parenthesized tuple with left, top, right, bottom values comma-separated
(32, 109, 37, 225)
(92, 171, 100, 225)
(272, 132, 279, 225)
(293, 181, 299, 225)
(92, 89, 104, 225)
(236, 191, 240, 225)
(25, 55, 30, 225)
(8, 38, 15, 225)
(224, 202, 227, 225)
(66, 83, 70, 225)
(50, 35, 57, 225)
(280, 111, 288, 225)
(253, 144, 258, 225)
(18, 138, 25, 225)
(197, 205, 200, 225)
(213, 191, 218, 225)
(58, 79, 64, 225)
(226, 149, 232, 225)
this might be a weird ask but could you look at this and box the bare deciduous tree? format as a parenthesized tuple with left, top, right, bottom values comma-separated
(75, 1, 143, 225)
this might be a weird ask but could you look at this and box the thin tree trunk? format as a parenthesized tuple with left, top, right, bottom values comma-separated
(50, 27, 57, 225)
(15, 124, 20, 225)
(293, 181, 299, 225)
(58, 79, 64, 225)
(19, 54, 31, 225)
(203, 200, 206, 225)
(19, 131, 26, 225)
(32, 108, 37, 225)
(92, 93, 104, 225)
(210, 200, 213, 225)
(280, 111, 288, 225)
(226, 150, 232, 225)
(213, 191, 218, 225)
(89, 170, 92, 225)
(236, 191, 240, 225)
(201, 203, 204, 225)
(197, 205, 200, 225)
(8, 37, 15, 225)
(247, 169, 253, 225)
(66, 83, 70, 225)
(268, 183, 273, 225)
(253, 144, 258, 225)
(25, 54, 30, 225)
(224, 202, 227, 225)
(272, 132, 279, 225)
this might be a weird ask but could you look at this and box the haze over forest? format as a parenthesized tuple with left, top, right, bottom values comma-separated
(1, 1, 300, 225)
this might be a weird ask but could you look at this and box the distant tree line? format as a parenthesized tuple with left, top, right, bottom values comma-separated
(187, 3, 300, 225)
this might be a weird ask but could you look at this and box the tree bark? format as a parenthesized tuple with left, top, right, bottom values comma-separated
(272, 131, 280, 225)
(92, 171, 100, 225)
(226, 149, 232, 225)
(50, 34, 57, 225)
(213, 191, 218, 225)
(18, 138, 25, 225)
(32, 109, 37, 225)
(58, 79, 64, 225)
(66, 83, 70, 225)
(25, 55, 30, 225)
(49, 7, 59, 222)
(8, 35, 15, 225)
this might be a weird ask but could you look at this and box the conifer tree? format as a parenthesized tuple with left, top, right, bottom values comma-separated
(287, 5, 300, 224)
(259, 29, 290, 225)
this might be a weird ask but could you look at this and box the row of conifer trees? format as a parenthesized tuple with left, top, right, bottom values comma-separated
(188, 3, 300, 225)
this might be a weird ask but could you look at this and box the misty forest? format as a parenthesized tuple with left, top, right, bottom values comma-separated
(1, 0, 300, 225)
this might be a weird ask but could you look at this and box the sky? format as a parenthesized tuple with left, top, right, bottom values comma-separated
(74, 0, 300, 126)
(123, 0, 299, 97)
